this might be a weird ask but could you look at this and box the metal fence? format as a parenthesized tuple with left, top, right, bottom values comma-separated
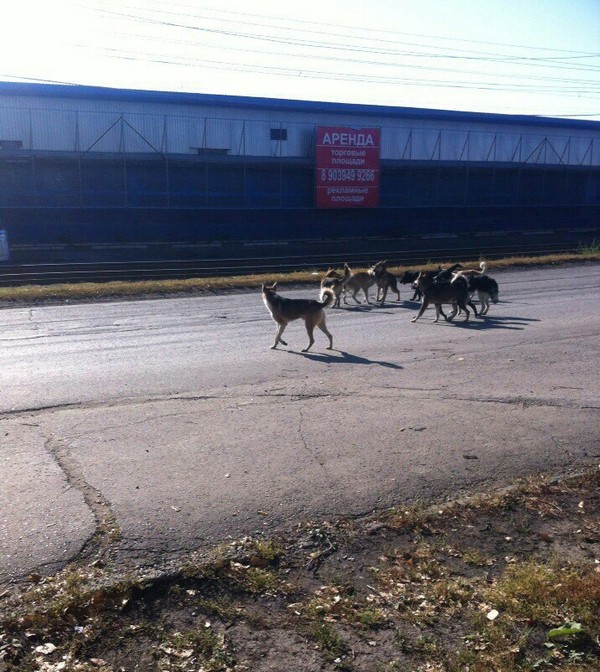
(0, 154, 598, 210)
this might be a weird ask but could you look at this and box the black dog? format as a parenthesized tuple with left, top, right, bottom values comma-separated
(466, 274, 499, 315)
(399, 270, 422, 301)
(433, 263, 462, 283)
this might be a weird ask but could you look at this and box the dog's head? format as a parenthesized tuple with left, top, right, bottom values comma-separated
(399, 270, 418, 284)
(261, 282, 277, 295)
(369, 259, 388, 275)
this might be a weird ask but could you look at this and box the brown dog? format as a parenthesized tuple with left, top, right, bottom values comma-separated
(262, 282, 335, 351)
(320, 268, 345, 308)
(411, 273, 477, 323)
(342, 262, 377, 304)
(370, 260, 401, 304)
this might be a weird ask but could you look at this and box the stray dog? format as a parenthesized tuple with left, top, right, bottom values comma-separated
(464, 274, 499, 315)
(451, 261, 487, 279)
(370, 260, 401, 304)
(342, 262, 377, 304)
(320, 268, 345, 308)
(411, 273, 477, 323)
(262, 282, 334, 351)
(433, 263, 463, 282)
(400, 270, 422, 301)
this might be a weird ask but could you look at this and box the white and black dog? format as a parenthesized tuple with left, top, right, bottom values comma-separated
(464, 274, 499, 315)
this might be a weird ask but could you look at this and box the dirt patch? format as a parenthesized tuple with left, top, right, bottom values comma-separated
(1, 467, 598, 671)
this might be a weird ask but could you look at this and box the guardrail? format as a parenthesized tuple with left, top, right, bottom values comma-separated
(0, 239, 587, 286)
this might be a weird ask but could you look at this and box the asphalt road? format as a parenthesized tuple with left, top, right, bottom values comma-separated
(1, 263, 599, 583)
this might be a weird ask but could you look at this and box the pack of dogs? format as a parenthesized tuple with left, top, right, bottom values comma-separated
(262, 260, 500, 351)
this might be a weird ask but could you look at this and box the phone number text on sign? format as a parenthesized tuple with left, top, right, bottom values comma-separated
(316, 126, 380, 208)
(318, 169, 376, 183)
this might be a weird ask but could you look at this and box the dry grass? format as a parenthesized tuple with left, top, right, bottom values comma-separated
(1, 251, 598, 305)
(1, 469, 597, 671)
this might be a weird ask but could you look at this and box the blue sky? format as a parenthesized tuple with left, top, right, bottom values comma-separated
(2, 0, 599, 119)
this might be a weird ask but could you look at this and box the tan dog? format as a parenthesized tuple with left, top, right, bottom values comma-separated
(342, 262, 377, 304)
(262, 282, 334, 351)
(320, 268, 345, 308)
(370, 260, 401, 304)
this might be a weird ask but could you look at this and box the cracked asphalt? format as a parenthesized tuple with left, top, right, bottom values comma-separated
(1, 263, 599, 583)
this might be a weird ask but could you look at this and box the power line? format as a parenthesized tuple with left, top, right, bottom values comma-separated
(96, 46, 600, 98)
(100, 0, 600, 58)
(92, 5, 600, 74)
(92, 28, 600, 89)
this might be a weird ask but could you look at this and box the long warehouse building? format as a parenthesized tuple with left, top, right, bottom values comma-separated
(0, 81, 598, 265)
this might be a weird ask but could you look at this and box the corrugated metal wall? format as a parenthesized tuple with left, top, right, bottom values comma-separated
(0, 93, 596, 165)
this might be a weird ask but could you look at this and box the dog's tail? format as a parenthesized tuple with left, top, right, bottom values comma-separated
(450, 271, 470, 289)
(480, 261, 487, 274)
(342, 263, 352, 284)
(319, 287, 336, 307)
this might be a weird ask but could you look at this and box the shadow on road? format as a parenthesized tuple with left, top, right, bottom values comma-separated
(341, 300, 412, 313)
(447, 315, 541, 330)
(291, 349, 403, 369)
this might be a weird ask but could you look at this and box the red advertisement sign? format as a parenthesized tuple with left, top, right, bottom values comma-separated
(316, 126, 380, 208)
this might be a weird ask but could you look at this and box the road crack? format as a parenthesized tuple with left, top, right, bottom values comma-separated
(440, 394, 599, 410)
(297, 407, 337, 490)
(45, 436, 121, 560)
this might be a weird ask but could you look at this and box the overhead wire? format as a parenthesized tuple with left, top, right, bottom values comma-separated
(95, 0, 600, 60)
(93, 6, 600, 74)
(71, 2, 600, 100)
(85, 28, 600, 90)
(5, 1, 599, 117)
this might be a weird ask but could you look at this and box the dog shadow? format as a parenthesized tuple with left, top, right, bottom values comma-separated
(291, 349, 403, 369)
(406, 302, 540, 330)
(453, 314, 541, 330)
(342, 300, 413, 313)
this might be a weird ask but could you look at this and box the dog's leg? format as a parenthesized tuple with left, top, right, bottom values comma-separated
(478, 291, 488, 315)
(302, 317, 316, 352)
(363, 288, 371, 304)
(352, 289, 361, 304)
(458, 300, 469, 322)
(468, 299, 478, 318)
(388, 277, 401, 302)
(447, 303, 458, 321)
(272, 323, 288, 349)
(434, 304, 441, 322)
(317, 318, 333, 350)
(411, 298, 429, 322)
